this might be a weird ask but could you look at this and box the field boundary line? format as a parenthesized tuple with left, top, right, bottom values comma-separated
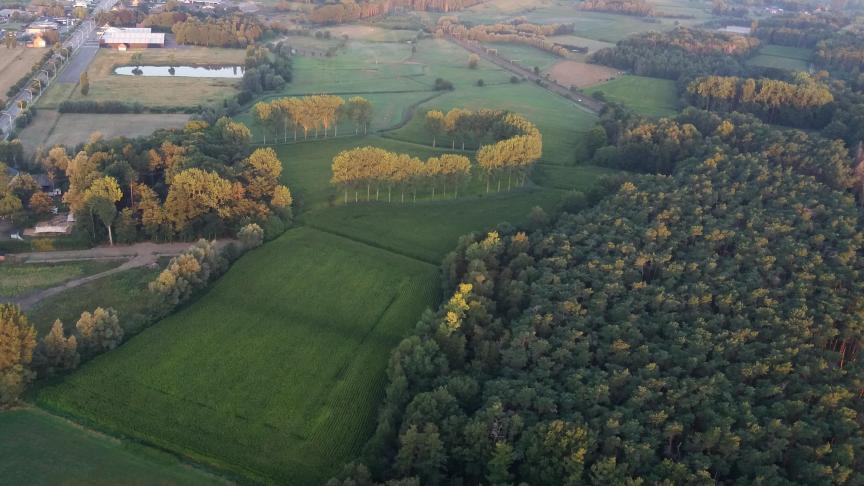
(299, 224, 439, 266)
(19, 404, 236, 484)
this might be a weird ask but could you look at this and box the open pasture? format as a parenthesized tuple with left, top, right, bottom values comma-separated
(325, 25, 419, 42)
(36, 227, 439, 485)
(0, 47, 46, 97)
(383, 82, 597, 164)
(590, 74, 679, 117)
(19, 111, 190, 153)
(0, 409, 222, 486)
(40, 48, 245, 108)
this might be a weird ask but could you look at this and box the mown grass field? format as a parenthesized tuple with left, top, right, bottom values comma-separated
(0, 260, 120, 298)
(0, 409, 222, 486)
(590, 75, 679, 117)
(39, 48, 245, 109)
(746, 44, 812, 71)
(27, 262, 165, 336)
(36, 227, 440, 485)
(19, 111, 191, 153)
(0, 47, 47, 97)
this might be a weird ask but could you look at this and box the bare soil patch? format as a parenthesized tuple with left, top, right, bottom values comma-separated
(548, 60, 620, 88)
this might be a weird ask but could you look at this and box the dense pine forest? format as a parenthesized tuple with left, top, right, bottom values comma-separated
(339, 139, 864, 485)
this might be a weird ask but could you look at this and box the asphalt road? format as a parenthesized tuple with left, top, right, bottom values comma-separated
(0, 0, 118, 136)
(58, 41, 99, 84)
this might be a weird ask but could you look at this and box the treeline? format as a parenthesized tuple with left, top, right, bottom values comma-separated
(590, 27, 758, 80)
(815, 33, 864, 79)
(172, 14, 264, 48)
(424, 108, 539, 151)
(307, 0, 485, 24)
(437, 18, 576, 58)
(578, 0, 654, 16)
(241, 43, 293, 98)
(753, 13, 849, 48)
(345, 146, 864, 484)
(252, 95, 372, 143)
(686, 73, 833, 124)
(97, 8, 145, 27)
(331, 147, 471, 202)
(59, 100, 145, 114)
(26, 117, 293, 246)
(587, 104, 852, 191)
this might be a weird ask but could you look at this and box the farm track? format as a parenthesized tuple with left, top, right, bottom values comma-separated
(6, 240, 231, 311)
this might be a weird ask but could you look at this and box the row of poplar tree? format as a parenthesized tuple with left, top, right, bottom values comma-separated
(252, 95, 373, 144)
(332, 108, 543, 202)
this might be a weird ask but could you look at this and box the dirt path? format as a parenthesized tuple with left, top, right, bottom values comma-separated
(9, 241, 229, 311)
(445, 36, 604, 114)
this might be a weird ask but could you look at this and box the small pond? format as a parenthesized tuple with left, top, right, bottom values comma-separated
(114, 65, 244, 78)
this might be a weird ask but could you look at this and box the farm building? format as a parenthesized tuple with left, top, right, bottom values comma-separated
(24, 20, 58, 36)
(100, 27, 164, 50)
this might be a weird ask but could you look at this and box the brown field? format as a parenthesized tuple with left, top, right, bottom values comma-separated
(40, 47, 245, 108)
(0, 47, 47, 99)
(548, 60, 620, 88)
(18, 110, 191, 152)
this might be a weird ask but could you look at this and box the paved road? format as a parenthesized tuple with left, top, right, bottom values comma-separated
(446, 35, 604, 114)
(0, 0, 118, 136)
(58, 41, 99, 84)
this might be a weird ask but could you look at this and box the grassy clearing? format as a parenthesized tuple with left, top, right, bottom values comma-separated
(19, 111, 190, 153)
(36, 227, 439, 485)
(0, 260, 121, 298)
(589, 75, 679, 117)
(0, 408, 222, 486)
(746, 44, 812, 71)
(27, 263, 165, 337)
(40, 48, 245, 108)
(0, 47, 47, 96)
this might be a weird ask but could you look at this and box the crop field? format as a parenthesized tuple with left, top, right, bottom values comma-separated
(746, 44, 812, 71)
(39, 48, 245, 108)
(0, 260, 120, 298)
(19, 111, 190, 153)
(303, 188, 564, 262)
(36, 227, 439, 484)
(27, 262, 165, 336)
(590, 75, 679, 117)
(0, 47, 46, 97)
(0, 409, 222, 486)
